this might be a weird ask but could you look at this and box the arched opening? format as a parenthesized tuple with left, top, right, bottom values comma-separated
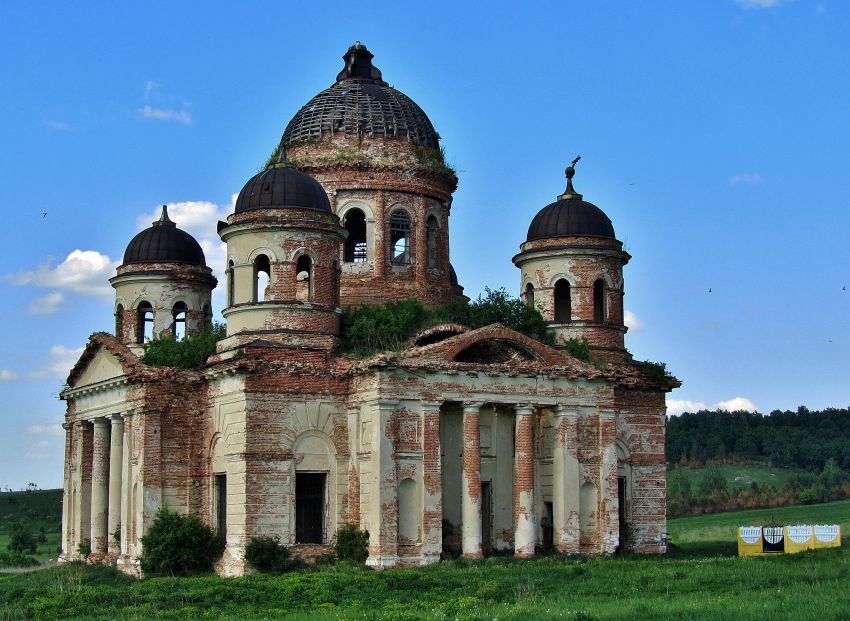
(426, 215, 438, 268)
(202, 304, 212, 331)
(172, 302, 187, 340)
(293, 433, 335, 544)
(524, 283, 535, 308)
(454, 339, 541, 364)
(295, 255, 312, 302)
(227, 260, 235, 306)
(593, 279, 606, 322)
(554, 279, 571, 323)
(398, 477, 420, 544)
(390, 210, 411, 265)
(616, 442, 630, 535)
(253, 255, 271, 303)
(115, 304, 124, 338)
(343, 208, 367, 263)
(136, 301, 153, 344)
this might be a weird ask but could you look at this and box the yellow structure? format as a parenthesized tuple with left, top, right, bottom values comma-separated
(813, 525, 841, 549)
(737, 526, 763, 556)
(783, 525, 813, 554)
(738, 524, 841, 556)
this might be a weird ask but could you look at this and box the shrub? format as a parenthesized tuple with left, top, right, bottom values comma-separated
(141, 322, 226, 369)
(333, 524, 369, 564)
(7, 524, 37, 554)
(0, 551, 39, 568)
(139, 508, 224, 576)
(77, 538, 91, 557)
(245, 536, 298, 573)
(563, 337, 590, 362)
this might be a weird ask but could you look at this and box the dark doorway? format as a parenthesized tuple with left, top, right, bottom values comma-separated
(215, 474, 227, 538)
(617, 476, 627, 532)
(296, 472, 326, 544)
(542, 501, 554, 550)
(481, 481, 493, 554)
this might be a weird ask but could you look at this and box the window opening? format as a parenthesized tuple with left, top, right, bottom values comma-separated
(295, 472, 326, 544)
(254, 255, 271, 303)
(390, 210, 411, 265)
(296, 255, 313, 301)
(524, 284, 535, 308)
(554, 279, 571, 323)
(593, 279, 605, 322)
(617, 476, 627, 532)
(137, 301, 153, 344)
(331, 261, 339, 307)
(227, 260, 235, 306)
(426, 215, 438, 268)
(343, 209, 367, 263)
(172, 302, 187, 340)
(115, 304, 124, 338)
(215, 474, 227, 538)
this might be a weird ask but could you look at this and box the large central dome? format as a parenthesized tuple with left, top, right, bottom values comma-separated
(281, 42, 441, 150)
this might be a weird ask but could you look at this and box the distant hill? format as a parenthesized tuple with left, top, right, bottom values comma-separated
(0, 489, 63, 563)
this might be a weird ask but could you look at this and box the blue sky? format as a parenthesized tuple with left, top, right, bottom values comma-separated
(1, 0, 848, 489)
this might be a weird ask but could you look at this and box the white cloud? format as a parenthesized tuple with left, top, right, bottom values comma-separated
(624, 309, 645, 332)
(729, 172, 764, 185)
(667, 395, 759, 416)
(28, 291, 65, 315)
(24, 441, 52, 460)
(735, 0, 783, 7)
(46, 345, 85, 380)
(44, 120, 71, 131)
(5, 249, 117, 297)
(26, 417, 65, 436)
(140, 105, 192, 125)
(716, 396, 758, 412)
(0, 369, 19, 381)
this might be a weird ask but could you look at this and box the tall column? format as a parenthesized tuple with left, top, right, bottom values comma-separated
(374, 191, 386, 277)
(461, 402, 483, 558)
(90, 417, 110, 556)
(75, 421, 93, 556)
(553, 406, 581, 553)
(120, 414, 133, 557)
(366, 399, 400, 567)
(514, 404, 536, 557)
(107, 415, 124, 555)
(61, 422, 72, 558)
(599, 409, 620, 553)
(414, 195, 427, 285)
(421, 401, 442, 564)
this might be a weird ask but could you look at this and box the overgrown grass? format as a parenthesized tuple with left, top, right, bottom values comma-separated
(2, 500, 850, 619)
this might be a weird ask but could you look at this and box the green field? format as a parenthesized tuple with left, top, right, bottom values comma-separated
(1, 498, 849, 620)
(0, 489, 63, 564)
(667, 463, 807, 493)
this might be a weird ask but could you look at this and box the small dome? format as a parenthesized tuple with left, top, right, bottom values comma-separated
(123, 206, 206, 266)
(234, 163, 331, 214)
(526, 161, 615, 242)
(449, 262, 459, 286)
(281, 42, 440, 150)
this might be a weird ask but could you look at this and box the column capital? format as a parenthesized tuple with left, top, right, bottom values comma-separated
(462, 402, 483, 413)
(92, 417, 110, 428)
(514, 404, 535, 416)
(599, 409, 617, 422)
(74, 419, 90, 430)
(553, 404, 579, 419)
(421, 401, 442, 413)
(109, 414, 125, 425)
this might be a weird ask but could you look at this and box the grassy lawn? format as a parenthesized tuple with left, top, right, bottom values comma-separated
(1, 499, 849, 620)
(667, 463, 807, 492)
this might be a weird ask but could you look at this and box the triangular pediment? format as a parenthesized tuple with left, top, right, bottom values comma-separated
(66, 332, 139, 388)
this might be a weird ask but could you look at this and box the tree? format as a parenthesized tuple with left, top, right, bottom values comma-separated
(7, 524, 37, 554)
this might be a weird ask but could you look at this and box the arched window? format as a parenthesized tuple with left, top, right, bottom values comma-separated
(524, 283, 535, 308)
(136, 301, 153, 344)
(343, 209, 367, 263)
(593, 279, 605, 322)
(254, 255, 270, 303)
(115, 304, 124, 338)
(172, 302, 187, 340)
(227, 260, 235, 306)
(202, 304, 212, 329)
(554, 279, 571, 323)
(295, 255, 312, 301)
(426, 215, 438, 268)
(390, 210, 411, 265)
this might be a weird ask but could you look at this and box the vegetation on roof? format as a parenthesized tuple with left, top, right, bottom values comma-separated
(140, 323, 226, 369)
(340, 288, 554, 357)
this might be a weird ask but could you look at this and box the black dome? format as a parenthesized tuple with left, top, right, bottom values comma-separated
(526, 162, 615, 242)
(449, 262, 459, 286)
(281, 43, 440, 151)
(123, 207, 206, 266)
(234, 164, 331, 214)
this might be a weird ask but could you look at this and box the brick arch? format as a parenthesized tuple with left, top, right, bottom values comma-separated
(440, 324, 570, 366)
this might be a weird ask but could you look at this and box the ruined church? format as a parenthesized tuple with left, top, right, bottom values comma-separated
(59, 43, 678, 576)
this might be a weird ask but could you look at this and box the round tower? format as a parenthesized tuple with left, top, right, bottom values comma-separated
(513, 160, 631, 360)
(110, 206, 217, 349)
(218, 158, 346, 342)
(280, 42, 460, 308)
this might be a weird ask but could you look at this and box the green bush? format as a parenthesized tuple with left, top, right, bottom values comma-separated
(7, 524, 37, 554)
(245, 536, 300, 573)
(141, 322, 226, 369)
(0, 551, 39, 568)
(563, 337, 590, 361)
(333, 524, 369, 564)
(139, 508, 224, 576)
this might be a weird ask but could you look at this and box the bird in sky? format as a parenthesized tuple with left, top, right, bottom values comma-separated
(42, 212, 47, 219)
(709, 288, 712, 293)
